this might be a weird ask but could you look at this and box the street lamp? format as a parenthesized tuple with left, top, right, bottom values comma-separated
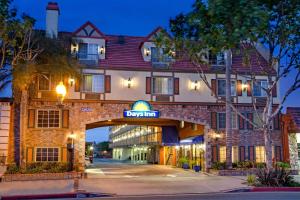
(56, 81, 66, 105)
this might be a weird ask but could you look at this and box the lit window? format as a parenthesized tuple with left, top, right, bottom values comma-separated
(36, 148, 59, 162)
(253, 80, 268, 97)
(255, 146, 266, 163)
(217, 80, 236, 96)
(152, 77, 174, 95)
(83, 74, 104, 93)
(37, 110, 60, 128)
(232, 146, 239, 163)
(219, 146, 226, 162)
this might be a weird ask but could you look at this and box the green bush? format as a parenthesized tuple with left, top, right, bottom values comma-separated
(232, 162, 238, 168)
(276, 162, 290, 169)
(5, 162, 70, 174)
(237, 161, 255, 169)
(256, 167, 294, 187)
(255, 162, 266, 169)
(211, 162, 226, 170)
(178, 157, 189, 165)
(247, 174, 256, 186)
(5, 164, 20, 174)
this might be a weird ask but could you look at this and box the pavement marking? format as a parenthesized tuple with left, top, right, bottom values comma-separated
(123, 175, 140, 178)
(166, 174, 177, 177)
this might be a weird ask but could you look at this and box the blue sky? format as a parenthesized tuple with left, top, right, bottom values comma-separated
(5, 0, 300, 142)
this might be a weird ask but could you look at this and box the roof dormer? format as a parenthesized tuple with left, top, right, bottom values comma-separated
(141, 27, 174, 69)
(71, 21, 106, 65)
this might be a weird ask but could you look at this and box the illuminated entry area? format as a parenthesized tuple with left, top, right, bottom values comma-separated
(124, 100, 160, 118)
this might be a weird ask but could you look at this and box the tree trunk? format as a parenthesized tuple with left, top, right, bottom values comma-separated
(263, 128, 273, 170)
(13, 102, 20, 165)
(225, 49, 232, 169)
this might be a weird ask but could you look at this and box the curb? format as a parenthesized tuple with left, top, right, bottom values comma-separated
(1, 192, 112, 200)
(251, 187, 300, 192)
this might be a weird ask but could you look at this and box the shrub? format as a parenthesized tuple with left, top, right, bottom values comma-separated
(211, 162, 226, 170)
(246, 174, 256, 186)
(256, 166, 294, 187)
(232, 162, 238, 168)
(255, 162, 266, 169)
(179, 157, 189, 165)
(237, 161, 255, 169)
(276, 162, 290, 169)
(5, 164, 20, 174)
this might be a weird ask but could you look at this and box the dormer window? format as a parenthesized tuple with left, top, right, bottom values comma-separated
(209, 51, 225, 66)
(78, 43, 99, 65)
(151, 47, 172, 68)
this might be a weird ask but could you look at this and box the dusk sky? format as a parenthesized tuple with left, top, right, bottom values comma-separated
(6, 0, 300, 142)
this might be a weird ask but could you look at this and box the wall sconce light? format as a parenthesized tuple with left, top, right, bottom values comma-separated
(180, 121, 185, 128)
(191, 80, 199, 91)
(68, 77, 75, 87)
(213, 131, 221, 141)
(192, 123, 198, 131)
(145, 48, 150, 56)
(100, 45, 105, 54)
(241, 83, 248, 92)
(124, 77, 132, 88)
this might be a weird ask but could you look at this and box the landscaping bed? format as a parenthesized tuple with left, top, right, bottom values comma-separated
(1, 171, 84, 182)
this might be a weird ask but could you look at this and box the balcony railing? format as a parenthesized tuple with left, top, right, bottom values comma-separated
(151, 56, 172, 69)
(75, 53, 100, 66)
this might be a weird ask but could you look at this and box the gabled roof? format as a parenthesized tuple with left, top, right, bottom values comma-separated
(73, 21, 106, 39)
(287, 107, 300, 130)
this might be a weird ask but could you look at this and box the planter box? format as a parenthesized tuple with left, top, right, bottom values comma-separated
(1, 172, 84, 182)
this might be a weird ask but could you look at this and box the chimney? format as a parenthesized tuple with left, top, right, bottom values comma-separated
(46, 2, 59, 38)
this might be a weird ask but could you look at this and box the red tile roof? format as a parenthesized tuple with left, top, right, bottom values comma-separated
(287, 107, 300, 129)
(98, 34, 271, 74)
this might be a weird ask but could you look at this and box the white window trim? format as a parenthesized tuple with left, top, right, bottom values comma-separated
(253, 79, 268, 97)
(34, 147, 61, 162)
(217, 79, 237, 97)
(152, 76, 174, 95)
(36, 109, 61, 129)
(82, 73, 105, 93)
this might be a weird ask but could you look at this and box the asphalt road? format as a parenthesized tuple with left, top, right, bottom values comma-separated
(92, 192, 300, 200)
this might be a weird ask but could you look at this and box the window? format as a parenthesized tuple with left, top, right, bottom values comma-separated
(219, 146, 226, 162)
(78, 43, 99, 61)
(255, 146, 266, 163)
(232, 146, 239, 163)
(217, 80, 236, 96)
(36, 147, 59, 162)
(83, 74, 104, 93)
(231, 112, 237, 129)
(37, 110, 60, 128)
(297, 143, 300, 161)
(152, 77, 174, 95)
(151, 47, 172, 63)
(209, 51, 225, 66)
(38, 75, 50, 91)
(217, 113, 226, 129)
(253, 80, 268, 97)
(253, 113, 263, 129)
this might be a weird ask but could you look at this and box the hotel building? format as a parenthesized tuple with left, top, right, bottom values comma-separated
(4, 2, 285, 171)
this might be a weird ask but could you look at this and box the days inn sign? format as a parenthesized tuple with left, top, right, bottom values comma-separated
(123, 100, 160, 118)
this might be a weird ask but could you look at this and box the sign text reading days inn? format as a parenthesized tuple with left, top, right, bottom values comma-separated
(123, 100, 160, 118)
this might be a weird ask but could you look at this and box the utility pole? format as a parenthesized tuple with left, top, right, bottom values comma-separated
(225, 49, 232, 169)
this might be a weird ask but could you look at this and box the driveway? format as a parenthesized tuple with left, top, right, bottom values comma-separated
(82, 158, 248, 196)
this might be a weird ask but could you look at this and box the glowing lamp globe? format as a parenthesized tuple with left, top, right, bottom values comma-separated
(56, 81, 66, 97)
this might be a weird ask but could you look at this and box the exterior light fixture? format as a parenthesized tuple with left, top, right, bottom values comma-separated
(145, 48, 150, 56)
(56, 81, 66, 104)
(192, 123, 198, 131)
(241, 83, 248, 92)
(100, 45, 105, 54)
(89, 146, 94, 151)
(213, 131, 221, 141)
(68, 77, 75, 87)
(180, 121, 185, 128)
(192, 80, 199, 91)
(124, 78, 132, 88)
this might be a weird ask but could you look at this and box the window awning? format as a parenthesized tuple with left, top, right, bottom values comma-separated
(180, 135, 204, 145)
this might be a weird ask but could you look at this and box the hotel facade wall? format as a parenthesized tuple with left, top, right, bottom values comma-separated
(19, 99, 283, 171)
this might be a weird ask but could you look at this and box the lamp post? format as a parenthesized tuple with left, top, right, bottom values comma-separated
(89, 146, 94, 164)
(56, 81, 66, 105)
(67, 133, 76, 171)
